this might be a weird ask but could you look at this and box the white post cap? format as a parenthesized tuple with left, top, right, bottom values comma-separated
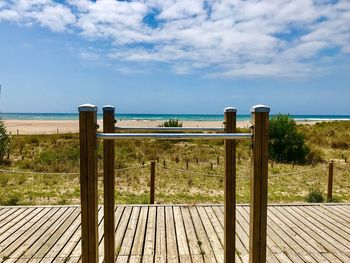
(224, 107, 237, 113)
(78, 104, 97, 112)
(102, 105, 115, 112)
(250, 104, 270, 113)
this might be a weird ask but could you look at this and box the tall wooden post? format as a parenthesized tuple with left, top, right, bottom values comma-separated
(250, 105, 270, 263)
(150, 161, 155, 204)
(79, 104, 99, 263)
(224, 107, 236, 263)
(327, 160, 334, 202)
(103, 105, 115, 263)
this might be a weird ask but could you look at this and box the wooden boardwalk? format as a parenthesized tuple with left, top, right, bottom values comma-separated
(0, 204, 349, 262)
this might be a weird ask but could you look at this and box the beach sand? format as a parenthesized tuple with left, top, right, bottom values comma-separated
(3, 119, 318, 135)
(4, 119, 251, 134)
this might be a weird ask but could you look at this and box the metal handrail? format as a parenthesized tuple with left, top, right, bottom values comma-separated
(115, 126, 224, 132)
(97, 133, 252, 140)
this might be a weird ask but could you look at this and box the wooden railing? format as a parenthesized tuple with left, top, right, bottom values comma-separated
(79, 104, 270, 263)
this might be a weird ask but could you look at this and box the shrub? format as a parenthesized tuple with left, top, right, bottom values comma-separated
(0, 120, 10, 160)
(159, 119, 183, 127)
(305, 188, 324, 203)
(269, 114, 309, 163)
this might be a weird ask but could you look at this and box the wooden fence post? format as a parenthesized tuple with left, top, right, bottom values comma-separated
(103, 105, 115, 263)
(250, 105, 270, 263)
(224, 107, 236, 263)
(79, 104, 99, 263)
(150, 161, 155, 204)
(327, 160, 334, 202)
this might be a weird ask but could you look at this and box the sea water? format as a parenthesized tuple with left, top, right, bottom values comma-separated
(0, 113, 350, 122)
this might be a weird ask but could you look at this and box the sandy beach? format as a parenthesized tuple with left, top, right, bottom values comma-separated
(3, 119, 320, 135)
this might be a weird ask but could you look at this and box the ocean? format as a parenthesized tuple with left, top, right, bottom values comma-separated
(0, 113, 350, 122)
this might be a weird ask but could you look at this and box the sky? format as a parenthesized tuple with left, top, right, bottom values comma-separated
(0, 0, 349, 114)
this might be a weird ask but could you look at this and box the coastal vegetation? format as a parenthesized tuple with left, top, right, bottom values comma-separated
(269, 114, 309, 163)
(0, 120, 10, 161)
(159, 118, 183, 127)
(0, 121, 349, 206)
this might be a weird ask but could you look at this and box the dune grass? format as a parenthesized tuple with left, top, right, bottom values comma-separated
(0, 121, 349, 205)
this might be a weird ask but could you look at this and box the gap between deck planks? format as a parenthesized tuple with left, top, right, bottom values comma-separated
(0, 204, 349, 263)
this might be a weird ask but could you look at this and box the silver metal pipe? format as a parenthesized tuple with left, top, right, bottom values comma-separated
(97, 133, 252, 140)
(115, 126, 224, 132)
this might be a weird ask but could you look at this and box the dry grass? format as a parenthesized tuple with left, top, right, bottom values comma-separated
(0, 121, 349, 205)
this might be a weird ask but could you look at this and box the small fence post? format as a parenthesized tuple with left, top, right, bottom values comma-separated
(186, 161, 189, 170)
(103, 105, 115, 263)
(79, 104, 98, 263)
(150, 161, 155, 204)
(224, 107, 236, 263)
(250, 105, 270, 263)
(327, 160, 334, 202)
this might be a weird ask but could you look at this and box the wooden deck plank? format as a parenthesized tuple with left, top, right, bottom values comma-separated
(236, 207, 283, 263)
(0, 207, 43, 244)
(154, 206, 166, 263)
(56, 207, 102, 263)
(165, 206, 179, 262)
(116, 206, 140, 262)
(271, 206, 340, 263)
(303, 206, 350, 239)
(27, 207, 80, 262)
(130, 207, 149, 262)
(281, 206, 350, 262)
(0, 207, 19, 221)
(115, 206, 132, 258)
(292, 206, 350, 254)
(0, 207, 59, 257)
(3, 207, 70, 262)
(210, 206, 245, 263)
(142, 206, 156, 263)
(181, 206, 204, 263)
(268, 206, 329, 262)
(16, 207, 75, 262)
(320, 205, 350, 225)
(40, 208, 82, 262)
(0, 204, 349, 263)
(173, 206, 191, 262)
(189, 206, 217, 262)
(197, 206, 224, 262)
(0, 207, 30, 234)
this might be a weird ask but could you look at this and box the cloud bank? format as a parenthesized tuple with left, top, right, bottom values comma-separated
(1, 0, 349, 77)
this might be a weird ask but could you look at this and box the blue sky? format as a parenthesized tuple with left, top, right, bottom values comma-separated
(0, 0, 349, 114)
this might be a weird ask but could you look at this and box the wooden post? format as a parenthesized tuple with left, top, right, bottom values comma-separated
(217, 156, 220, 165)
(79, 104, 99, 263)
(150, 161, 155, 204)
(327, 161, 334, 202)
(210, 163, 213, 171)
(224, 107, 236, 263)
(250, 105, 270, 263)
(163, 160, 166, 166)
(186, 161, 189, 170)
(103, 105, 115, 263)
(196, 157, 199, 164)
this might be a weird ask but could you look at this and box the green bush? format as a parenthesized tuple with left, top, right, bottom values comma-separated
(269, 114, 309, 163)
(159, 119, 183, 127)
(0, 120, 10, 160)
(305, 188, 324, 203)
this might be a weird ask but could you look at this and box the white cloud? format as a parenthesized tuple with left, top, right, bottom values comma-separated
(0, 0, 349, 77)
